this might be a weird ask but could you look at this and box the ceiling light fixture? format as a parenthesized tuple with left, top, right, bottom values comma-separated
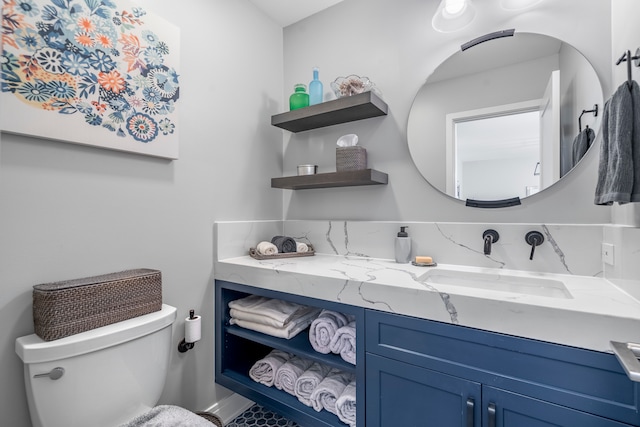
(432, 0, 476, 33)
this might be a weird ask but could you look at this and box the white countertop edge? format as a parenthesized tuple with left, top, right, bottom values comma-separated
(215, 254, 640, 353)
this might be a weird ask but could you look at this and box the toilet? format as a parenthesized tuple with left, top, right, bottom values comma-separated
(15, 304, 177, 427)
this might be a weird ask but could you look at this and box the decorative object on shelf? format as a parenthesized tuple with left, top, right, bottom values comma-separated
(1, 0, 181, 159)
(309, 67, 323, 105)
(289, 84, 309, 110)
(330, 75, 380, 98)
(297, 164, 318, 176)
(249, 244, 315, 260)
(336, 134, 367, 172)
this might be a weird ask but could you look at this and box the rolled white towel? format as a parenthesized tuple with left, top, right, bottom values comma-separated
(257, 241, 278, 255)
(248, 349, 292, 387)
(294, 362, 332, 406)
(329, 321, 356, 365)
(310, 369, 355, 414)
(296, 242, 309, 253)
(309, 309, 350, 354)
(335, 380, 357, 427)
(274, 356, 314, 395)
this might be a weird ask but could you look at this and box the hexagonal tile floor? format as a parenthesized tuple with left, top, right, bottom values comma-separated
(227, 404, 300, 427)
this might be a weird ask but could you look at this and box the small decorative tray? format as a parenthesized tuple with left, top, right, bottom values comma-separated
(249, 244, 315, 260)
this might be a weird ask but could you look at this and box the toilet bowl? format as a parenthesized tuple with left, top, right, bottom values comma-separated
(16, 304, 177, 427)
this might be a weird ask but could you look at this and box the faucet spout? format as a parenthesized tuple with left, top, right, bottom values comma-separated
(482, 229, 500, 255)
(525, 231, 545, 260)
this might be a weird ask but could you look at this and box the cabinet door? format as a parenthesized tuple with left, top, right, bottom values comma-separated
(367, 353, 481, 427)
(484, 386, 633, 427)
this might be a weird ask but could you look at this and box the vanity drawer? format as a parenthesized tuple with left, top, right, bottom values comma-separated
(365, 309, 640, 426)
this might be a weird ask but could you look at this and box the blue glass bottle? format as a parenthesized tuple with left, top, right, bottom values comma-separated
(309, 67, 323, 105)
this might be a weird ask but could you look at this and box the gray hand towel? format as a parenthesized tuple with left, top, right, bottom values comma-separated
(572, 127, 595, 167)
(271, 235, 297, 253)
(595, 81, 640, 205)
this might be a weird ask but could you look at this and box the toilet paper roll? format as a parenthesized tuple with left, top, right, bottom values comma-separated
(185, 315, 201, 344)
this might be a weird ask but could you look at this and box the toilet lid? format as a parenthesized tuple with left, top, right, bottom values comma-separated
(16, 304, 176, 363)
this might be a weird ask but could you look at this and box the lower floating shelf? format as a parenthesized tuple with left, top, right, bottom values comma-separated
(271, 169, 388, 190)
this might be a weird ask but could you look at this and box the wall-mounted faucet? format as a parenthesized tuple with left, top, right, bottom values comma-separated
(482, 229, 499, 255)
(525, 231, 544, 260)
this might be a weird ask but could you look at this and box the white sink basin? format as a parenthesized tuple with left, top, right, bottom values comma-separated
(419, 269, 573, 299)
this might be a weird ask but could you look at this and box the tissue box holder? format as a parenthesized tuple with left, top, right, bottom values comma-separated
(33, 268, 162, 341)
(336, 146, 367, 171)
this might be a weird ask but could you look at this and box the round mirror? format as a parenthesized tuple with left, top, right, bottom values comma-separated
(408, 32, 603, 206)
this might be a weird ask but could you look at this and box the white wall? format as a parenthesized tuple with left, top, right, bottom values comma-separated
(0, 1, 284, 425)
(611, 0, 640, 226)
(282, 0, 612, 224)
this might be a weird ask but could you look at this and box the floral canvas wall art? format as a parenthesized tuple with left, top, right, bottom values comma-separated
(1, 0, 180, 159)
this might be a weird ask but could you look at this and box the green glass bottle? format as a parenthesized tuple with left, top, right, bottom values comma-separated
(289, 84, 309, 110)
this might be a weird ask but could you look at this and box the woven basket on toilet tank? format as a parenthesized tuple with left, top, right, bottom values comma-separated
(32, 268, 162, 341)
(336, 146, 367, 171)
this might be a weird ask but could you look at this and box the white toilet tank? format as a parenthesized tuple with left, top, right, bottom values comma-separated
(15, 304, 177, 427)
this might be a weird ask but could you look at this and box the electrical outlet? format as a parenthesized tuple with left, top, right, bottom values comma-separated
(602, 243, 615, 265)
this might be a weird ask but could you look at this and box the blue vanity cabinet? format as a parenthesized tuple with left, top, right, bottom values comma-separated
(366, 309, 640, 427)
(215, 280, 366, 427)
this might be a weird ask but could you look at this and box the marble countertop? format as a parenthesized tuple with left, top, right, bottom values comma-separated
(215, 253, 640, 354)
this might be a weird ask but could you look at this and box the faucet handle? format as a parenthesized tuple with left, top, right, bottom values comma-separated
(525, 231, 544, 260)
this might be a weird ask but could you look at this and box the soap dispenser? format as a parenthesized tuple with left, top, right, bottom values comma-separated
(395, 226, 411, 263)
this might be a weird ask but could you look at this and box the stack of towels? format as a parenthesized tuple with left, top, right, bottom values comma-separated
(249, 349, 357, 427)
(256, 235, 310, 255)
(309, 309, 357, 365)
(228, 295, 320, 339)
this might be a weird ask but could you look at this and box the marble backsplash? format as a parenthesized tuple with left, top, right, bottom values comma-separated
(215, 220, 617, 277)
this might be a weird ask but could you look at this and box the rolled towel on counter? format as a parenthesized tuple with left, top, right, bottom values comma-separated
(294, 362, 333, 407)
(335, 380, 357, 427)
(309, 309, 351, 354)
(329, 321, 356, 365)
(274, 355, 314, 396)
(296, 242, 309, 253)
(271, 235, 297, 253)
(256, 241, 278, 256)
(310, 369, 355, 414)
(249, 349, 292, 387)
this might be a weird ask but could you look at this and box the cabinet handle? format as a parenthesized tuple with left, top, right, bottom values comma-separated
(611, 341, 640, 382)
(466, 398, 474, 427)
(488, 402, 497, 427)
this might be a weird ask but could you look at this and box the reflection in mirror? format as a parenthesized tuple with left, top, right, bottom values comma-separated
(408, 32, 603, 204)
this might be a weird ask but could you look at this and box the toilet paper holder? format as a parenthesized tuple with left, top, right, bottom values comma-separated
(178, 309, 201, 353)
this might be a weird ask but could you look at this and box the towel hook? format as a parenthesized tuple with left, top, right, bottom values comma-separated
(615, 49, 640, 90)
(578, 104, 598, 132)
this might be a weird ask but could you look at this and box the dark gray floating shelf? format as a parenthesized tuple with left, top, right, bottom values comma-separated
(271, 91, 388, 133)
(271, 169, 388, 190)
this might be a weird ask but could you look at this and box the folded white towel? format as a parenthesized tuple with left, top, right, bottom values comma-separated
(329, 321, 356, 365)
(296, 242, 309, 253)
(294, 362, 333, 407)
(230, 307, 320, 339)
(335, 380, 357, 427)
(118, 405, 217, 427)
(257, 241, 278, 255)
(309, 309, 351, 354)
(229, 296, 314, 328)
(310, 368, 355, 414)
(274, 356, 314, 395)
(249, 349, 292, 387)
